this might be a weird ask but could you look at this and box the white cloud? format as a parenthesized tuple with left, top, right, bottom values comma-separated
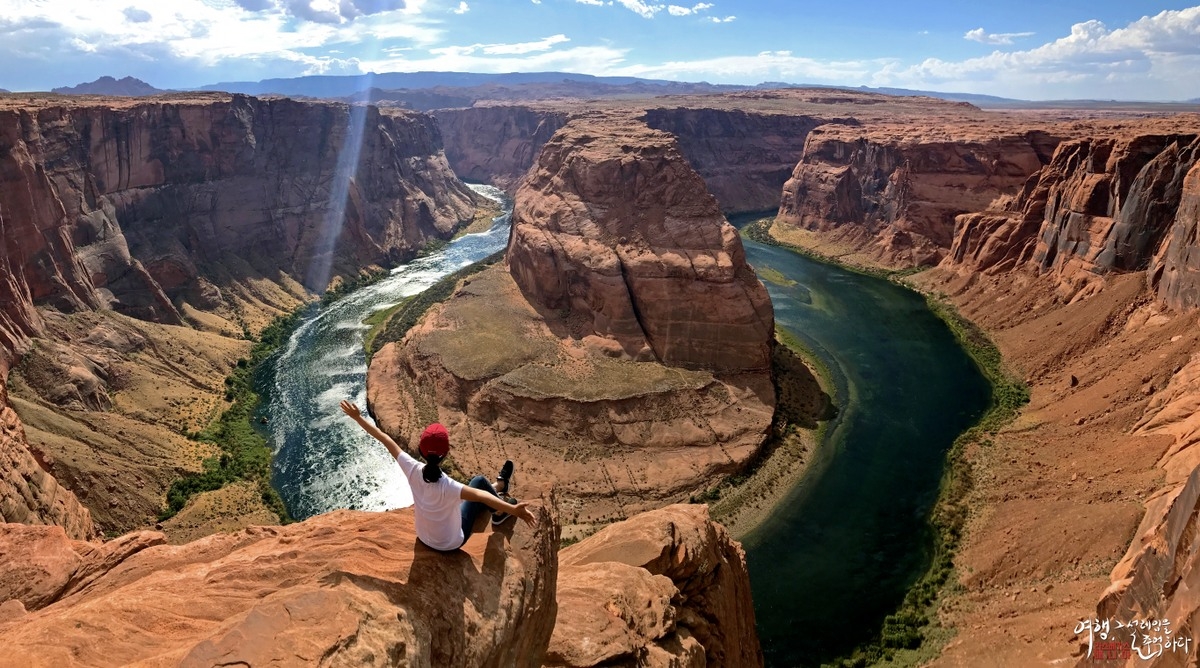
(453, 1, 469, 14)
(429, 34, 570, 57)
(616, 0, 664, 18)
(360, 44, 628, 76)
(877, 7, 1200, 98)
(708, 15, 734, 23)
(963, 27, 1035, 45)
(575, 0, 667, 19)
(667, 3, 712, 16)
(612, 50, 885, 83)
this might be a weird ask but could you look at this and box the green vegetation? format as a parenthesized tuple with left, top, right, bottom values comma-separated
(159, 311, 304, 523)
(830, 297, 1029, 668)
(366, 249, 505, 357)
(321, 267, 388, 306)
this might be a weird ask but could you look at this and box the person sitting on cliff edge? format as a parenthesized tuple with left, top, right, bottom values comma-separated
(340, 400, 534, 551)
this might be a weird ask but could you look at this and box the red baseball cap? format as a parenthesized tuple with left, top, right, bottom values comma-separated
(418, 422, 450, 458)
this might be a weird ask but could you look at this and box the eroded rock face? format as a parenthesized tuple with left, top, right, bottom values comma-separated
(0, 507, 558, 667)
(0, 380, 95, 540)
(944, 133, 1200, 303)
(433, 105, 570, 192)
(0, 94, 477, 340)
(1151, 160, 1200, 312)
(642, 107, 830, 214)
(507, 118, 774, 373)
(551, 504, 762, 667)
(778, 125, 1059, 266)
(368, 117, 775, 536)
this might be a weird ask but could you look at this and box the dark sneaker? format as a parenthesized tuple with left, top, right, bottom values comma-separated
(492, 495, 517, 526)
(497, 460, 514, 495)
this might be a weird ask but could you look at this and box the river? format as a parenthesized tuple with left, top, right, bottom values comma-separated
(739, 235, 990, 665)
(263, 184, 512, 519)
(262, 196, 990, 666)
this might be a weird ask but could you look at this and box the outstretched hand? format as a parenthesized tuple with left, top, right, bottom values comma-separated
(340, 400, 363, 421)
(513, 501, 536, 527)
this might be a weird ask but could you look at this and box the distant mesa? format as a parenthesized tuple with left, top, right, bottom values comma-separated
(52, 76, 163, 96)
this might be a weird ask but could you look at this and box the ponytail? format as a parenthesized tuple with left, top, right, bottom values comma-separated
(422, 454, 443, 483)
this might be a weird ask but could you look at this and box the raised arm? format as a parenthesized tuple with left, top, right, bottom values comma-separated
(460, 485, 536, 526)
(340, 400, 402, 460)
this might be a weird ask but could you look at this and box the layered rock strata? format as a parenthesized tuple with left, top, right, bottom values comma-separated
(903, 116, 1200, 665)
(507, 118, 774, 373)
(550, 504, 762, 667)
(433, 105, 569, 192)
(777, 123, 1060, 265)
(369, 118, 775, 535)
(0, 94, 477, 346)
(0, 507, 558, 666)
(0, 499, 759, 667)
(642, 107, 831, 214)
(948, 132, 1200, 303)
(1, 379, 95, 539)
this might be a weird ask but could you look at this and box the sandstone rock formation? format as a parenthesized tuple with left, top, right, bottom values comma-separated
(642, 107, 831, 214)
(777, 123, 1060, 266)
(0, 506, 558, 666)
(433, 105, 569, 192)
(369, 118, 775, 536)
(1, 497, 759, 667)
(507, 118, 774, 373)
(1, 379, 95, 540)
(435, 91, 953, 215)
(945, 128, 1200, 303)
(1151, 159, 1200, 312)
(0, 93, 477, 344)
(549, 504, 762, 667)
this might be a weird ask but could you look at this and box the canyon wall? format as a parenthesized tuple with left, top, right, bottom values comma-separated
(0, 94, 478, 348)
(910, 119, 1200, 665)
(643, 107, 831, 214)
(435, 103, 830, 214)
(432, 105, 569, 192)
(0, 94, 478, 535)
(948, 132, 1200, 303)
(777, 123, 1060, 265)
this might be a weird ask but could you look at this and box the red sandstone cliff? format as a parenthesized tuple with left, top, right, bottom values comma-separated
(777, 123, 1060, 265)
(0, 94, 477, 345)
(642, 106, 833, 214)
(0, 507, 558, 666)
(947, 132, 1200, 303)
(435, 102, 834, 214)
(551, 504, 762, 667)
(0, 499, 759, 667)
(433, 105, 569, 192)
(507, 118, 774, 373)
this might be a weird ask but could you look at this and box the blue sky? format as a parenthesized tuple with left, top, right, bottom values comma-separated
(1, 0, 1199, 100)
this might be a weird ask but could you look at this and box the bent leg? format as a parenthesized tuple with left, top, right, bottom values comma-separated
(460, 475, 498, 546)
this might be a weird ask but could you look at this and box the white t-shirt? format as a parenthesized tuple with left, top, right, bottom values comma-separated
(395, 450, 466, 551)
